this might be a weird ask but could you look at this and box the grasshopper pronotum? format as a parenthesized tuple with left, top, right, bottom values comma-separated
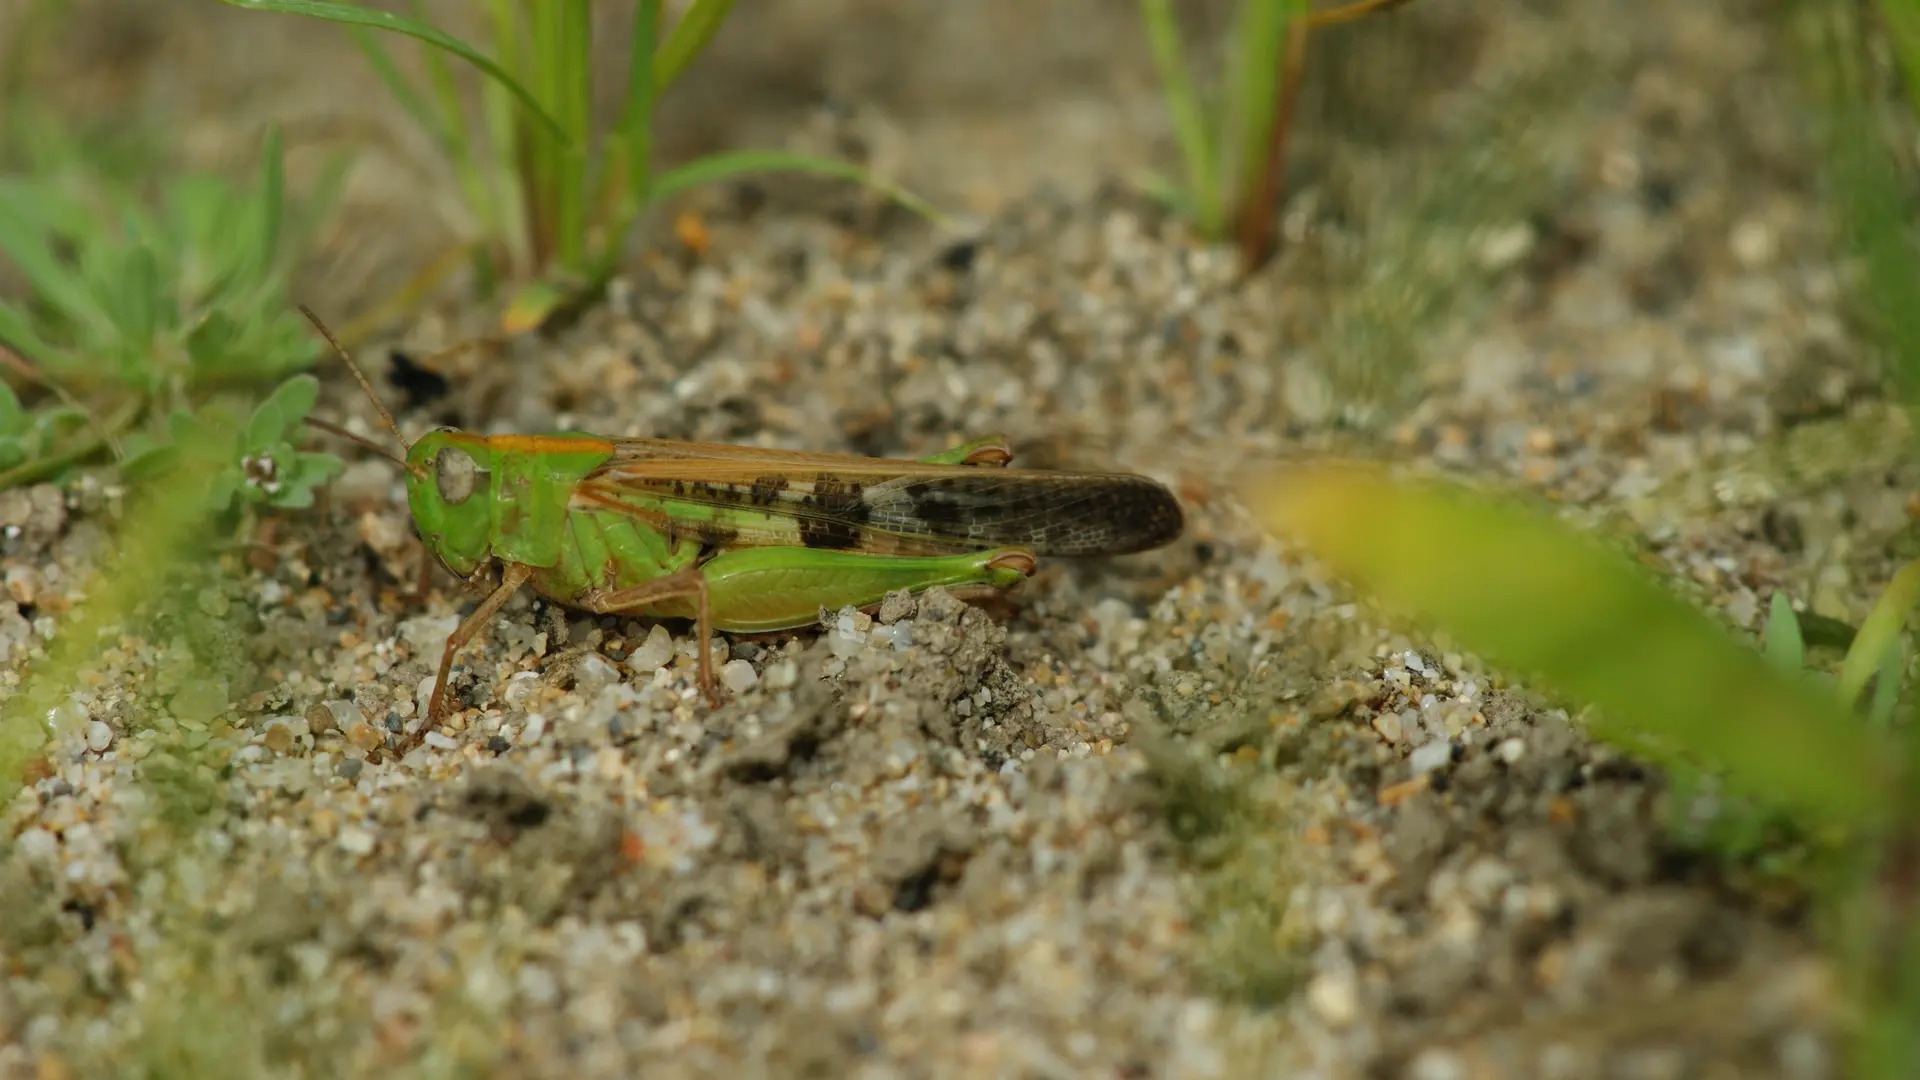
(301, 308, 1184, 751)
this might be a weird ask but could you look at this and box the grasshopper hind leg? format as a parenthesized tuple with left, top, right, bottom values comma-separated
(696, 546, 1036, 634)
(577, 566, 722, 707)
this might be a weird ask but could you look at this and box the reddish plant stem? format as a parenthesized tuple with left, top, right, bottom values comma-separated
(1233, 19, 1309, 275)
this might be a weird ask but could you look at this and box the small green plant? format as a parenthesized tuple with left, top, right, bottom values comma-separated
(1137, 0, 1416, 271)
(121, 374, 342, 514)
(0, 123, 340, 497)
(218, 0, 940, 335)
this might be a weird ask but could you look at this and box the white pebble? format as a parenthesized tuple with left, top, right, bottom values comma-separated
(85, 721, 113, 753)
(826, 619, 868, 658)
(763, 661, 799, 690)
(1496, 737, 1527, 764)
(720, 659, 758, 693)
(503, 670, 543, 707)
(1305, 967, 1359, 1027)
(1409, 739, 1454, 775)
(400, 613, 460, 656)
(573, 653, 620, 697)
(14, 826, 58, 864)
(337, 826, 375, 855)
(424, 732, 460, 751)
(627, 625, 674, 673)
(1408, 1049, 1467, 1080)
(522, 713, 548, 745)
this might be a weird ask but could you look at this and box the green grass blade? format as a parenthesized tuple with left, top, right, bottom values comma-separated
(1240, 462, 1892, 829)
(346, 22, 458, 156)
(1881, 0, 1920, 126)
(597, 0, 661, 271)
(1867, 638, 1904, 728)
(547, 0, 593, 272)
(1840, 558, 1920, 709)
(654, 0, 735, 94)
(481, 0, 531, 273)
(1765, 591, 1806, 674)
(1139, 0, 1221, 235)
(650, 149, 945, 222)
(212, 0, 566, 141)
(1224, 0, 1308, 209)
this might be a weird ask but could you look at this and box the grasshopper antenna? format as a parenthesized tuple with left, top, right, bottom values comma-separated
(302, 415, 411, 470)
(298, 304, 409, 456)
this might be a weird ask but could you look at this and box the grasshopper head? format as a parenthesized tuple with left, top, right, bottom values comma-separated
(405, 429, 495, 577)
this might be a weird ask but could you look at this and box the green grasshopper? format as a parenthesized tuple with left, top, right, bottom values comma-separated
(301, 308, 1184, 751)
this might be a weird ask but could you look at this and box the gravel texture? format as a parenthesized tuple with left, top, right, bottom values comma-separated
(0, 0, 1902, 1078)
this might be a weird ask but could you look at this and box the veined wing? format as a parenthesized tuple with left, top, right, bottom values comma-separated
(571, 436, 1185, 557)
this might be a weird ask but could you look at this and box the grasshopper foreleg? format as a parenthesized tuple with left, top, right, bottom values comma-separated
(411, 562, 534, 753)
(578, 567, 721, 708)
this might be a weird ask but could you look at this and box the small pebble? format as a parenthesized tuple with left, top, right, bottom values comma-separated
(1496, 737, 1527, 764)
(627, 625, 674, 673)
(1372, 712, 1403, 743)
(1407, 1049, 1467, 1080)
(14, 827, 58, 864)
(424, 732, 460, 750)
(5, 565, 39, 606)
(720, 659, 758, 693)
(1409, 740, 1454, 775)
(763, 661, 799, 690)
(573, 653, 621, 697)
(84, 720, 113, 753)
(337, 827, 375, 855)
(1305, 967, 1359, 1027)
(307, 699, 363, 735)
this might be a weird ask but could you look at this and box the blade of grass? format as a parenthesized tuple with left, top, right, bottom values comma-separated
(346, 23, 451, 153)
(212, 0, 566, 141)
(1233, 15, 1308, 272)
(595, 0, 661, 279)
(1239, 461, 1893, 828)
(1224, 0, 1306, 213)
(1880, 0, 1920, 124)
(1765, 591, 1807, 674)
(1839, 557, 1920, 709)
(482, 0, 530, 277)
(551, 0, 592, 272)
(654, 0, 736, 94)
(1139, 0, 1222, 236)
(650, 149, 945, 222)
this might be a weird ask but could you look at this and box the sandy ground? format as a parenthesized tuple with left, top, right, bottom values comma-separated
(0, 1, 1901, 1077)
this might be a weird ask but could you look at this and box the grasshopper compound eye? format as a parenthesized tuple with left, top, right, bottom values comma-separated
(435, 448, 480, 504)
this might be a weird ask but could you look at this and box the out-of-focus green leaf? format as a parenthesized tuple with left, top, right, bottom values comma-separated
(1240, 461, 1891, 828)
(243, 375, 320, 451)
